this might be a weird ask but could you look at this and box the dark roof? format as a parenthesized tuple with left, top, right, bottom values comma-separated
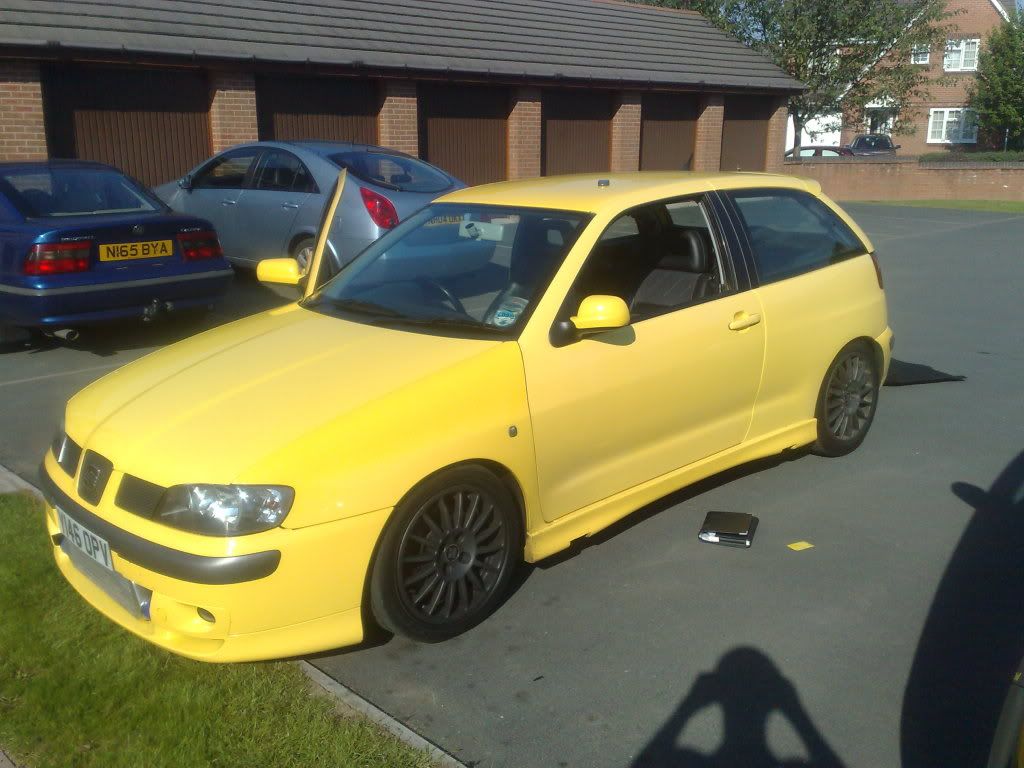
(1, 0, 802, 92)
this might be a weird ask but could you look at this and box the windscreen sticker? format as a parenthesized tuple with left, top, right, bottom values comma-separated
(492, 297, 529, 327)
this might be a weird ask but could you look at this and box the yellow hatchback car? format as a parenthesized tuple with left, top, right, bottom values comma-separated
(41, 171, 891, 661)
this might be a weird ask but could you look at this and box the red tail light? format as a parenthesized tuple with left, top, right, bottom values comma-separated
(870, 252, 884, 289)
(360, 187, 399, 229)
(24, 241, 92, 275)
(176, 230, 223, 262)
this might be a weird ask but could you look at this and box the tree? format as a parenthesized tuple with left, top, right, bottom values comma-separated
(637, 0, 957, 147)
(971, 10, 1024, 149)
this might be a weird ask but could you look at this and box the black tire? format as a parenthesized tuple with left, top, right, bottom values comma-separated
(291, 236, 316, 273)
(813, 340, 880, 457)
(370, 465, 523, 643)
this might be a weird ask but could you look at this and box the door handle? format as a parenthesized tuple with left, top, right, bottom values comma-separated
(281, 202, 300, 210)
(728, 311, 762, 331)
(220, 199, 237, 206)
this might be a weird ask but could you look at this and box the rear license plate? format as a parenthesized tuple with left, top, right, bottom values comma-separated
(58, 507, 114, 572)
(99, 239, 173, 262)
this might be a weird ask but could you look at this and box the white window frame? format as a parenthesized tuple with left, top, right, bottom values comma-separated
(911, 45, 930, 65)
(927, 108, 979, 144)
(944, 38, 980, 72)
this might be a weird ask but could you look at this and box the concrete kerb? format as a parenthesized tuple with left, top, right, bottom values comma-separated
(0, 461, 467, 768)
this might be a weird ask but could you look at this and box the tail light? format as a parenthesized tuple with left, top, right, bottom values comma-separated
(24, 241, 92, 275)
(176, 231, 223, 262)
(360, 187, 399, 229)
(870, 252, 884, 289)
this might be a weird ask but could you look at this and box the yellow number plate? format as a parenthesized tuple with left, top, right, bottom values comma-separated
(99, 239, 173, 262)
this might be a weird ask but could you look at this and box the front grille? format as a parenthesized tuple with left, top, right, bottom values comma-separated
(77, 451, 113, 505)
(116, 475, 167, 518)
(53, 432, 82, 478)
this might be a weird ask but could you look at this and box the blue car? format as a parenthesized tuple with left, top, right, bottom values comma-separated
(0, 161, 233, 341)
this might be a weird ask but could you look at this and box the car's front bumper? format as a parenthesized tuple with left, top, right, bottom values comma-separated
(40, 454, 391, 662)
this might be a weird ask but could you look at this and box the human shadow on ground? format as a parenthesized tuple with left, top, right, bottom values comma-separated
(900, 449, 1024, 767)
(632, 647, 846, 768)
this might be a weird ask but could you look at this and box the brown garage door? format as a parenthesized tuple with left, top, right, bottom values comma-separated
(42, 64, 210, 187)
(720, 96, 776, 172)
(542, 90, 612, 176)
(640, 93, 698, 171)
(257, 76, 378, 144)
(419, 83, 509, 185)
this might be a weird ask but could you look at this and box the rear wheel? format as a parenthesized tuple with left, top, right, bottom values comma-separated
(813, 340, 880, 457)
(292, 236, 316, 273)
(370, 466, 522, 643)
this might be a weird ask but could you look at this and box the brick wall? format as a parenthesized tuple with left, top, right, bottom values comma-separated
(610, 91, 642, 172)
(765, 96, 790, 173)
(693, 93, 724, 172)
(378, 79, 418, 156)
(0, 61, 47, 161)
(209, 71, 257, 153)
(786, 157, 1024, 201)
(508, 87, 542, 179)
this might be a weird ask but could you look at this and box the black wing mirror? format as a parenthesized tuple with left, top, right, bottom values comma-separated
(178, 174, 193, 192)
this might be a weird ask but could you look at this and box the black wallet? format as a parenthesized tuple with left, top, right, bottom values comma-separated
(698, 511, 758, 548)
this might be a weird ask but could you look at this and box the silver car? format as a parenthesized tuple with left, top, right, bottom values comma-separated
(154, 141, 463, 271)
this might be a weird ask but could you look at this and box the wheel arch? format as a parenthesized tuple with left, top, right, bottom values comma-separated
(287, 230, 317, 257)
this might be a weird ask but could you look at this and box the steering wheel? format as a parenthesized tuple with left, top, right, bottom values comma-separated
(415, 277, 467, 316)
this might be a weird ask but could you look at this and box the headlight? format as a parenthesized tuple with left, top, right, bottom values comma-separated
(156, 485, 294, 536)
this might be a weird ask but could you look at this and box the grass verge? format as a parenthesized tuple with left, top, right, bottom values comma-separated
(0, 492, 434, 768)
(859, 199, 1024, 213)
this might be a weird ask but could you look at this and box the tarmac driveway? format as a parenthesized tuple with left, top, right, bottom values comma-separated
(2, 204, 1022, 767)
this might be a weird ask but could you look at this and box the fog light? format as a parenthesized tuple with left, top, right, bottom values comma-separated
(197, 608, 216, 623)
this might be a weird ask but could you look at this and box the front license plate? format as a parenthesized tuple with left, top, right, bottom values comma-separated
(58, 508, 114, 572)
(99, 239, 173, 262)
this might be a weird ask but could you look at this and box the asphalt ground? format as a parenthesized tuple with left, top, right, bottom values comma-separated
(2, 205, 1022, 767)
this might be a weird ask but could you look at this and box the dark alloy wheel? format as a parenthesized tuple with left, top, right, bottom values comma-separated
(370, 466, 522, 642)
(813, 340, 880, 457)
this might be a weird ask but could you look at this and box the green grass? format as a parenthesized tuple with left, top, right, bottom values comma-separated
(0, 492, 434, 768)
(859, 199, 1024, 213)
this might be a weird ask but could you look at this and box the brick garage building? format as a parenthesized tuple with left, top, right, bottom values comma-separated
(0, 0, 800, 186)
(841, 0, 1010, 155)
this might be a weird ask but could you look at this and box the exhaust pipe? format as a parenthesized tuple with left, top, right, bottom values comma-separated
(50, 328, 79, 342)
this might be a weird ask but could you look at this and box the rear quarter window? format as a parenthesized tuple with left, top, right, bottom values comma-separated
(728, 189, 867, 284)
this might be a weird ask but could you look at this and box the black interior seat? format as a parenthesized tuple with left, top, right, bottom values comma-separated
(629, 228, 719, 319)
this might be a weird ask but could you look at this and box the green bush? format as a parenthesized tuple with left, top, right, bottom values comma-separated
(919, 150, 1024, 163)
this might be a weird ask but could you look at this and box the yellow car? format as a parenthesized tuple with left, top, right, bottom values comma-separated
(41, 171, 892, 662)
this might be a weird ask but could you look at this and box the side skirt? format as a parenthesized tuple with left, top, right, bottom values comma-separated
(523, 419, 817, 563)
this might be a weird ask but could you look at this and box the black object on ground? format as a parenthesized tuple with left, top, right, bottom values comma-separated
(698, 511, 758, 548)
(885, 359, 966, 386)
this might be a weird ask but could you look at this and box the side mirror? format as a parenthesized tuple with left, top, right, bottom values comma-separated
(178, 174, 193, 191)
(894, 145, 901, 150)
(257, 257, 301, 286)
(571, 295, 631, 332)
(550, 295, 631, 346)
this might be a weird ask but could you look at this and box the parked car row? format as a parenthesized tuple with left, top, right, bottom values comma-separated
(0, 143, 462, 342)
(786, 134, 900, 159)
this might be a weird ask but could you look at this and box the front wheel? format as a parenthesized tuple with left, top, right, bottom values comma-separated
(813, 340, 880, 457)
(370, 466, 522, 643)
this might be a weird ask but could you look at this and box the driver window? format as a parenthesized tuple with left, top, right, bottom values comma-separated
(567, 197, 727, 322)
(193, 148, 259, 190)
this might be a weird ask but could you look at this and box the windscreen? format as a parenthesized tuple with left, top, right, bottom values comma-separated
(305, 203, 591, 337)
(0, 167, 162, 218)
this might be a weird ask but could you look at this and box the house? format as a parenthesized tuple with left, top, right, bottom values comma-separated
(840, 0, 1010, 153)
(0, 0, 802, 186)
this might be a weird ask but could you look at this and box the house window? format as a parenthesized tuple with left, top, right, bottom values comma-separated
(944, 39, 980, 72)
(927, 108, 979, 143)
(911, 45, 930, 65)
